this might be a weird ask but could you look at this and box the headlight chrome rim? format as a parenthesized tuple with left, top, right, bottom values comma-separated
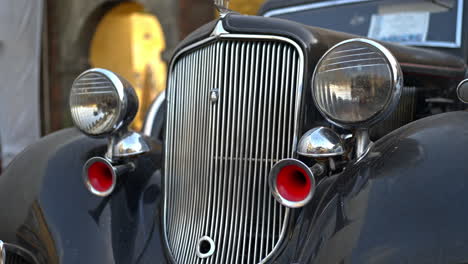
(312, 38, 403, 129)
(69, 68, 137, 137)
(456, 79, 468, 104)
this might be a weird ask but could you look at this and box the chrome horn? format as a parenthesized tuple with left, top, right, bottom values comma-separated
(268, 159, 316, 208)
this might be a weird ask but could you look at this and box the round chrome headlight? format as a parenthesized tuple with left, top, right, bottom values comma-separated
(70, 68, 138, 136)
(312, 38, 403, 128)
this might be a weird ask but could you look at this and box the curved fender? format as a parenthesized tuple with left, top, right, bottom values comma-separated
(0, 128, 166, 263)
(274, 111, 468, 264)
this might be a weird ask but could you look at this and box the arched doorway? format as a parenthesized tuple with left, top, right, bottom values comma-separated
(90, 2, 167, 130)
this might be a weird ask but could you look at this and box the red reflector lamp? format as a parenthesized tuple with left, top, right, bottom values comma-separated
(84, 157, 117, 197)
(269, 159, 316, 208)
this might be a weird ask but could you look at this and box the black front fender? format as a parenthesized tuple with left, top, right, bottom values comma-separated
(0, 128, 166, 264)
(276, 111, 468, 264)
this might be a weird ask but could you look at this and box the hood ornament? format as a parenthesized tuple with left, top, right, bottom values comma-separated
(215, 0, 231, 17)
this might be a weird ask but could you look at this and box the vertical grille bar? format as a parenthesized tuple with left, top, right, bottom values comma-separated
(209, 42, 223, 264)
(235, 42, 248, 264)
(225, 41, 240, 263)
(240, 42, 252, 263)
(246, 42, 259, 264)
(259, 43, 269, 259)
(264, 42, 275, 256)
(165, 36, 303, 264)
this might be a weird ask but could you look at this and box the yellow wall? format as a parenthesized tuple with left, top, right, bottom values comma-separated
(229, 0, 266, 15)
(90, 2, 167, 131)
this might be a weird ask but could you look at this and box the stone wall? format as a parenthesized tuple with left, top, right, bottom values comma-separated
(44, 0, 181, 132)
(43, 0, 263, 132)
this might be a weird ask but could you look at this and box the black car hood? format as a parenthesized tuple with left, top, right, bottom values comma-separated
(172, 14, 467, 80)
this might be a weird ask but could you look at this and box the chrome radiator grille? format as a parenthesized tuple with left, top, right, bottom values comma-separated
(164, 36, 303, 264)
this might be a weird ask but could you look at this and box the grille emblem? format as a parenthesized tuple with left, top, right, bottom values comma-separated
(196, 236, 215, 258)
(210, 89, 219, 103)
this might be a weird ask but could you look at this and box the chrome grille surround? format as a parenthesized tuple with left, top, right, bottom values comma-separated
(164, 28, 305, 264)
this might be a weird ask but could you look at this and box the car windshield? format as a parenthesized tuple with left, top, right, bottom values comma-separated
(265, 0, 463, 48)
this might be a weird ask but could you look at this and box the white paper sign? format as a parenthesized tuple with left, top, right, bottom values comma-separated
(368, 12, 430, 42)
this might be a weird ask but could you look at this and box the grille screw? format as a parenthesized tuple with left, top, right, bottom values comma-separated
(210, 89, 219, 103)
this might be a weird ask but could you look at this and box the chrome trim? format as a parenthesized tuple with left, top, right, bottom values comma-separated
(264, 0, 464, 48)
(70, 68, 138, 137)
(396, 40, 461, 49)
(263, 0, 372, 17)
(355, 128, 372, 159)
(311, 38, 403, 129)
(76, 68, 126, 105)
(211, 20, 230, 36)
(0, 241, 5, 264)
(106, 131, 151, 159)
(209, 89, 219, 103)
(143, 90, 165, 136)
(164, 22, 305, 264)
(214, 0, 231, 17)
(355, 141, 374, 164)
(297, 127, 345, 158)
(457, 79, 468, 104)
(72, 68, 152, 161)
(268, 159, 316, 208)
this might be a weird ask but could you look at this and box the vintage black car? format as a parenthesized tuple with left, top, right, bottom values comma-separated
(1, 0, 468, 263)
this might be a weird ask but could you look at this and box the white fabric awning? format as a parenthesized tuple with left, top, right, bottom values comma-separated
(0, 0, 43, 168)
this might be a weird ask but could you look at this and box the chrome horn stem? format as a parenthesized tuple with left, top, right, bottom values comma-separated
(0, 241, 4, 264)
(355, 128, 372, 159)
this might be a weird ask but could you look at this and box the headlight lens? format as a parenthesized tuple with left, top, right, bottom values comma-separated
(70, 69, 124, 136)
(312, 38, 402, 128)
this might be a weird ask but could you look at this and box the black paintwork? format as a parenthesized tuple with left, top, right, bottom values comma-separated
(272, 111, 468, 263)
(5, 112, 468, 263)
(179, 14, 467, 79)
(143, 101, 166, 144)
(2, 12, 468, 264)
(0, 128, 165, 263)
